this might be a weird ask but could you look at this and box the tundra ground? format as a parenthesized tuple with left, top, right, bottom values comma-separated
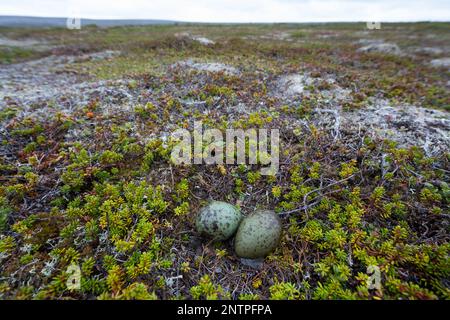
(0, 22, 449, 300)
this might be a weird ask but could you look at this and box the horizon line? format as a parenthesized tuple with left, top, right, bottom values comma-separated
(1, 15, 450, 24)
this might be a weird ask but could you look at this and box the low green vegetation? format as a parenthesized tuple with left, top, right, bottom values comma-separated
(0, 46, 40, 64)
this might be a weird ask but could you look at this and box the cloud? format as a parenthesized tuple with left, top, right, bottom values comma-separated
(0, 0, 449, 22)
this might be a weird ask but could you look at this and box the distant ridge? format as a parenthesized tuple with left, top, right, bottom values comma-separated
(0, 16, 178, 27)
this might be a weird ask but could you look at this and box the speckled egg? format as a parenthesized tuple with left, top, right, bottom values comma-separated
(234, 210, 282, 259)
(196, 201, 242, 240)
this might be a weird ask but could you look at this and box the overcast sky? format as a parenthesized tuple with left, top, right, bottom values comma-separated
(1, 0, 449, 22)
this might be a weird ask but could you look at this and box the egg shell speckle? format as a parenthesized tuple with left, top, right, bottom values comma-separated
(196, 201, 242, 240)
(234, 210, 282, 259)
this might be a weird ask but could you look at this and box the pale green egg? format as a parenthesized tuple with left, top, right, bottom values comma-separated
(234, 210, 282, 259)
(196, 201, 242, 240)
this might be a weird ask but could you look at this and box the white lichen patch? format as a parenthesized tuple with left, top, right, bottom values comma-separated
(0, 50, 122, 101)
(274, 73, 351, 102)
(173, 59, 239, 75)
(410, 47, 445, 55)
(192, 36, 215, 45)
(0, 37, 42, 47)
(357, 42, 402, 55)
(355, 38, 385, 46)
(430, 57, 450, 69)
(346, 101, 449, 154)
(174, 32, 215, 45)
(276, 74, 314, 97)
(260, 32, 292, 41)
(0, 51, 138, 125)
(307, 99, 450, 155)
(0, 36, 57, 51)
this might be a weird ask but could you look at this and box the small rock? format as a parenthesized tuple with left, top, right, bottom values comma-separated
(240, 258, 265, 269)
